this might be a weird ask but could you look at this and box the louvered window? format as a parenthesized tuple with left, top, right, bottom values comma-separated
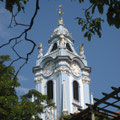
(73, 81, 79, 101)
(51, 43, 57, 52)
(66, 43, 73, 52)
(47, 81, 53, 99)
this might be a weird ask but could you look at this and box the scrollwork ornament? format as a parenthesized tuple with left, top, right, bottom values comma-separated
(45, 107, 54, 120)
(55, 67, 70, 74)
(71, 62, 81, 77)
(34, 76, 43, 83)
(43, 61, 55, 77)
(82, 76, 90, 84)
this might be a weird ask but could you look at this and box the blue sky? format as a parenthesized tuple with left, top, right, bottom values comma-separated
(0, 0, 120, 103)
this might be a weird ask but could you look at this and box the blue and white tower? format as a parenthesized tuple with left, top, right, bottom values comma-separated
(33, 6, 91, 120)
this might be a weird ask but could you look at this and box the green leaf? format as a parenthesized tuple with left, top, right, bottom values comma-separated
(84, 32, 88, 38)
(97, 4, 103, 14)
(97, 31, 101, 38)
(82, 24, 86, 31)
(5, 0, 13, 13)
(114, 15, 120, 29)
(87, 11, 90, 16)
(88, 33, 91, 41)
(90, 29, 95, 35)
(24, 0, 27, 4)
(21, 6, 24, 11)
(92, 5, 96, 14)
(78, 18, 84, 25)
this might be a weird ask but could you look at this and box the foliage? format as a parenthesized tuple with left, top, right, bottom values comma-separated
(0, 55, 20, 119)
(0, 55, 54, 120)
(21, 89, 54, 120)
(75, 15, 103, 41)
(95, 113, 110, 120)
(0, 0, 29, 13)
(62, 114, 72, 119)
(75, 0, 120, 41)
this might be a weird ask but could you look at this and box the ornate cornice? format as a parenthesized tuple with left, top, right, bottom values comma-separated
(82, 66, 91, 73)
(34, 76, 44, 83)
(82, 76, 90, 84)
(55, 67, 70, 74)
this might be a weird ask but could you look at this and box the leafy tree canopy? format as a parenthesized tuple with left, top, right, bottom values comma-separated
(0, 55, 54, 120)
(76, 0, 120, 40)
(0, 55, 20, 119)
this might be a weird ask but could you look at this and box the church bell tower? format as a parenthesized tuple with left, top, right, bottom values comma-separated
(33, 5, 91, 120)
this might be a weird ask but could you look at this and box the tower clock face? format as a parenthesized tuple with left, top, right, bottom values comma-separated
(71, 62, 81, 76)
(43, 61, 55, 77)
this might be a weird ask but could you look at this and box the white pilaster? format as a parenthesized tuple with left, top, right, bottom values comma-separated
(62, 80, 68, 114)
(80, 79, 85, 109)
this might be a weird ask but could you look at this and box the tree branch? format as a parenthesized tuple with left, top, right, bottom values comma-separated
(0, 0, 40, 81)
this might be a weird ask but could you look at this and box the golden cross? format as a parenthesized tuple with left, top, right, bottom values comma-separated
(56, 5, 64, 17)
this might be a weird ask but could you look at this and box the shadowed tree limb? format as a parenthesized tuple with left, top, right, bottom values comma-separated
(9, 12, 30, 28)
(0, 0, 40, 82)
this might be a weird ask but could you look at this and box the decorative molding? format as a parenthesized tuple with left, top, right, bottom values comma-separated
(71, 62, 81, 77)
(35, 70, 42, 76)
(43, 61, 55, 77)
(55, 67, 70, 74)
(34, 76, 44, 83)
(43, 71, 52, 77)
(82, 76, 90, 84)
(50, 31, 57, 38)
(45, 107, 54, 120)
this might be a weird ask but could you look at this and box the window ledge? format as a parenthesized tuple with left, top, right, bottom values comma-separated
(73, 100, 80, 106)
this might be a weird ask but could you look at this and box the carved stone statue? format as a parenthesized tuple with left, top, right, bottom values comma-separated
(38, 42, 43, 55)
(59, 34, 66, 47)
(58, 17, 63, 25)
(80, 43, 84, 56)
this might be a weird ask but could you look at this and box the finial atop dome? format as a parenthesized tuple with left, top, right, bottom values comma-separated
(57, 5, 64, 18)
(57, 5, 64, 26)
